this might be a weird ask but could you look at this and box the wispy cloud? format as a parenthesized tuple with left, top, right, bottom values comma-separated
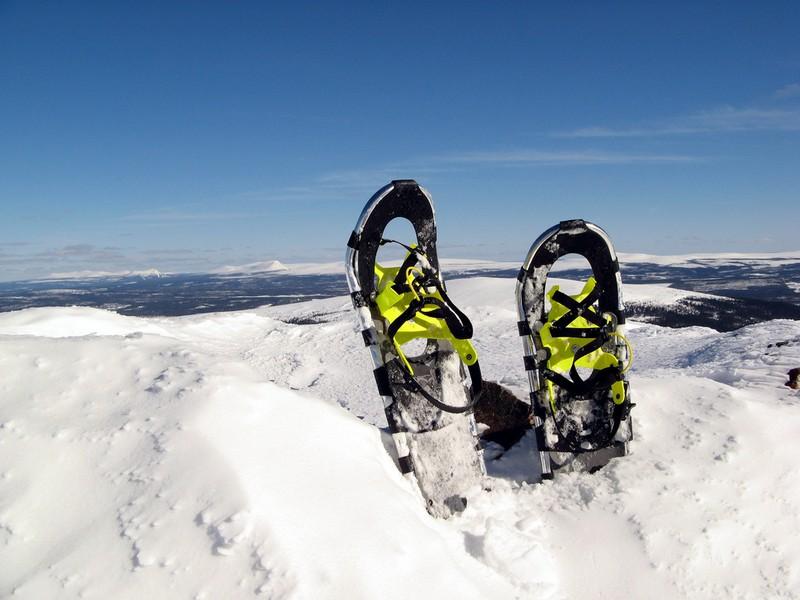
(555, 105, 800, 138)
(140, 248, 197, 256)
(0, 244, 130, 279)
(40, 244, 126, 261)
(120, 209, 258, 223)
(774, 83, 800, 99)
(118, 175, 421, 222)
(312, 149, 700, 188)
(436, 150, 699, 165)
(111, 147, 703, 237)
(0, 242, 238, 282)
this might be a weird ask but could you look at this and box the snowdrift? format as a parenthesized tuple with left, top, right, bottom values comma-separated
(1, 277, 799, 599)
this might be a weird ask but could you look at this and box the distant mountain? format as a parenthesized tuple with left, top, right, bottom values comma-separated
(211, 260, 289, 276)
(42, 268, 164, 280)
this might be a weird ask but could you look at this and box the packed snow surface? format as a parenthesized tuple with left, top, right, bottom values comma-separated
(1, 277, 799, 599)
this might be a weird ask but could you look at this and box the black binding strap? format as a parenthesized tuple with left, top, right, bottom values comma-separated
(380, 239, 474, 351)
(375, 238, 480, 414)
(550, 287, 607, 331)
(544, 283, 615, 393)
(387, 285, 481, 414)
(541, 280, 630, 452)
(389, 245, 422, 294)
(397, 359, 482, 414)
(542, 365, 619, 397)
(541, 326, 619, 397)
(386, 296, 473, 342)
(549, 327, 606, 339)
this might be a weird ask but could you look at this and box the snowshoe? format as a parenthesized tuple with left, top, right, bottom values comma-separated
(516, 220, 634, 478)
(345, 180, 485, 518)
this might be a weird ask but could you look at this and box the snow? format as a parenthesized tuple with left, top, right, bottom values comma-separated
(1, 276, 799, 598)
(40, 269, 165, 281)
(0, 306, 170, 338)
(618, 249, 800, 267)
(211, 261, 289, 276)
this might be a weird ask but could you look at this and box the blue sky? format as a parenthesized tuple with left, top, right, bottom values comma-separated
(1, 1, 799, 280)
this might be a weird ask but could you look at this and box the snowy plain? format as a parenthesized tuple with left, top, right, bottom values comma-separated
(1, 275, 799, 599)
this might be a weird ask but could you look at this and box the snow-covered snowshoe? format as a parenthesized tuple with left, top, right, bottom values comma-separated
(516, 220, 634, 478)
(346, 180, 484, 518)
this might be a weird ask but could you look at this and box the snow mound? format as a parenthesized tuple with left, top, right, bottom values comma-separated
(0, 324, 512, 599)
(0, 306, 169, 338)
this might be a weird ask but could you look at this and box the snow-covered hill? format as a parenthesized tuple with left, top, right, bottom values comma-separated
(1, 277, 799, 599)
(211, 260, 289, 276)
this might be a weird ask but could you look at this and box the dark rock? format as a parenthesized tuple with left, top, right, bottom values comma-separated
(786, 368, 800, 390)
(474, 380, 532, 449)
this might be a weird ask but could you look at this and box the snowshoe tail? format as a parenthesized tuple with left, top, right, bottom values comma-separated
(346, 180, 484, 517)
(516, 220, 634, 479)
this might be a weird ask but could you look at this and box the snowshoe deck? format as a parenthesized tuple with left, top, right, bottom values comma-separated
(345, 180, 484, 517)
(516, 220, 634, 479)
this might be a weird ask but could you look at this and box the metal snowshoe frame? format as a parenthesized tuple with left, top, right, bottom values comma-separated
(516, 219, 634, 478)
(346, 180, 484, 517)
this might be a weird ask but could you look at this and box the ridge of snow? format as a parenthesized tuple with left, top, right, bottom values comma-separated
(0, 306, 170, 338)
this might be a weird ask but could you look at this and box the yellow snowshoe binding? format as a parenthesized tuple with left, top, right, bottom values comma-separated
(540, 277, 631, 427)
(374, 241, 481, 413)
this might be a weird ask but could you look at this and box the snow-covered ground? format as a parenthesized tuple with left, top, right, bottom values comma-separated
(1, 276, 799, 599)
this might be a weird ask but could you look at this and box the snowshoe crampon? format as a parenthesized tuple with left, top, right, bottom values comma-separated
(346, 180, 484, 517)
(516, 220, 634, 478)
